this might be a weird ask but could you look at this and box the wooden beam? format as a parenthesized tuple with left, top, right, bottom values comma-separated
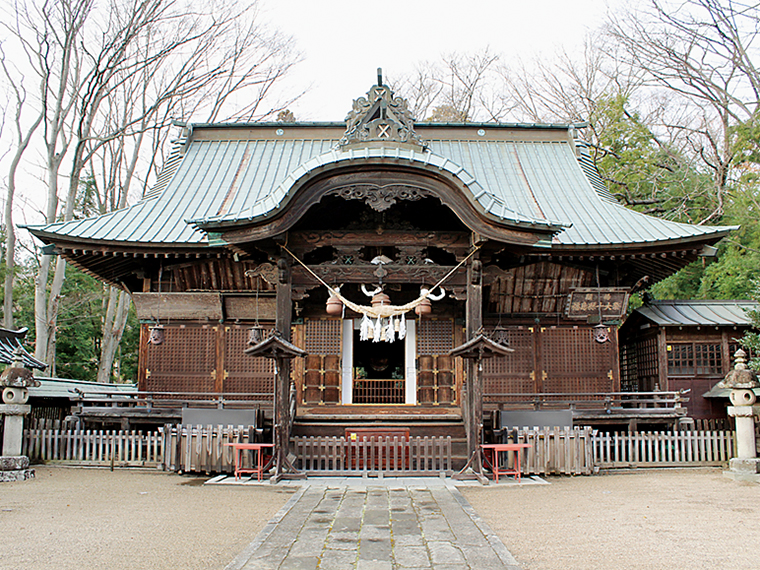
(132, 292, 223, 320)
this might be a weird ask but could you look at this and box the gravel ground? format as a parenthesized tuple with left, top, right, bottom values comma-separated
(1, 466, 757, 570)
(461, 468, 760, 570)
(0, 466, 294, 570)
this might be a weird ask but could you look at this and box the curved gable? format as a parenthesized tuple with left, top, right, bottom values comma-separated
(189, 146, 567, 245)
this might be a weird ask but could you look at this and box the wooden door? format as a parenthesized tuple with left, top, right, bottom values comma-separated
(540, 326, 616, 394)
(300, 319, 342, 405)
(223, 325, 274, 399)
(483, 326, 537, 401)
(416, 319, 456, 405)
(482, 325, 618, 400)
(143, 324, 216, 395)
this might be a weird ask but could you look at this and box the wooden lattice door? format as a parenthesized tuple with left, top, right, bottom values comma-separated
(483, 326, 537, 400)
(223, 325, 274, 399)
(301, 319, 342, 405)
(143, 324, 216, 395)
(417, 319, 456, 405)
(540, 327, 616, 394)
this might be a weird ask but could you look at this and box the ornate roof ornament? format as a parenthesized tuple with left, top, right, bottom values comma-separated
(339, 68, 426, 150)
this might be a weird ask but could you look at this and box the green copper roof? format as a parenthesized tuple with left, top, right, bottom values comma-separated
(27, 124, 734, 249)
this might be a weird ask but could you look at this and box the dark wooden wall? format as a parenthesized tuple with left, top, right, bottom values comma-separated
(139, 322, 274, 398)
(620, 325, 750, 419)
(483, 324, 620, 398)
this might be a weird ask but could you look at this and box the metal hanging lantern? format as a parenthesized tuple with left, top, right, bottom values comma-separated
(415, 297, 432, 316)
(593, 323, 610, 344)
(248, 325, 266, 346)
(148, 324, 165, 345)
(326, 292, 343, 316)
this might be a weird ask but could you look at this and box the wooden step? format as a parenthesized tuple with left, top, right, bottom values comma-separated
(296, 404, 462, 422)
(292, 421, 465, 439)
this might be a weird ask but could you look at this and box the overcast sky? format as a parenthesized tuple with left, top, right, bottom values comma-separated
(260, 0, 617, 121)
(6, 0, 621, 228)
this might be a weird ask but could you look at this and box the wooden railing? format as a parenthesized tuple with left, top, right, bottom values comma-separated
(514, 427, 595, 475)
(352, 379, 405, 404)
(292, 435, 453, 476)
(484, 391, 689, 412)
(71, 390, 273, 411)
(161, 424, 261, 474)
(23, 422, 738, 476)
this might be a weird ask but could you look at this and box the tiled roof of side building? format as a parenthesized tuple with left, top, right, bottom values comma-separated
(0, 327, 47, 370)
(634, 299, 759, 327)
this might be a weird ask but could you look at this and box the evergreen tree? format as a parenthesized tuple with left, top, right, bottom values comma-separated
(740, 281, 760, 372)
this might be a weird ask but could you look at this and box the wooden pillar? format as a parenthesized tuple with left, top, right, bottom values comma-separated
(656, 328, 668, 392)
(465, 258, 483, 460)
(609, 327, 621, 392)
(275, 256, 292, 434)
(272, 256, 297, 481)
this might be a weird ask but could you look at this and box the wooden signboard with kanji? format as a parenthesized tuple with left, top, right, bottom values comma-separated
(566, 288, 629, 320)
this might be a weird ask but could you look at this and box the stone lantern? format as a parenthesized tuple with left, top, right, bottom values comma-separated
(722, 349, 760, 481)
(0, 349, 40, 482)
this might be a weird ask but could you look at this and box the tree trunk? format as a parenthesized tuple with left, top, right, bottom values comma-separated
(97, 287, 130, 383)
(34, 255, 52, 365)
(44, 256, 68, 375)
(4, 216, 16, 331)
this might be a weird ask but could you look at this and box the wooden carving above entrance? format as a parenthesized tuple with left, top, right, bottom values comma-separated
(289, 230, 471, 256)
(325, 184, 433, 212)
(292, 264, 466, 287)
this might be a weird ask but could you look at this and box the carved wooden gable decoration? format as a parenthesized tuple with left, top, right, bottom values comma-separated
(339, 69, 426, 150)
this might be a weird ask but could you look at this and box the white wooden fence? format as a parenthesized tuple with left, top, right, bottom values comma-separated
(23, 423, 739, 476)
(23, 421, 259, 472)
(592, 429, 736, 468)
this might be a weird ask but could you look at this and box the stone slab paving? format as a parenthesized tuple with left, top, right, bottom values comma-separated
(224, 480, 523, 570)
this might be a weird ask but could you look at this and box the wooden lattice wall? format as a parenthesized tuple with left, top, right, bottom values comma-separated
(223, 325, 274, 398)
(483, 326, 536, 397)
(143, 325, 216, 395)
(140, 323, 274, 398)
(484, 325, 619, 398)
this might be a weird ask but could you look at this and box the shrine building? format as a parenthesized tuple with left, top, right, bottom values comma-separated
(27, 74, 735, 445)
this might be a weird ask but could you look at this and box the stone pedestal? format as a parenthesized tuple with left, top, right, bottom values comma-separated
(1, 403, 34, 482)
(0, 455, 34, 482)
(719, 351, 760, 482)
(0, 357, 38, 483)
(724, 404, 760, 482)
(728, 405, 759, 459)
(1, 403, 30, 456)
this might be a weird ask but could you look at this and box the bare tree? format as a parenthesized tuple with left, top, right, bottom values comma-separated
(83, 1, 300, 382)
(5, 0, 301, 377)
(4, 0, 90, 368)
(0, 42, 45, 330)
(394, 49, 510, 122)
(605, 0, 760, 223)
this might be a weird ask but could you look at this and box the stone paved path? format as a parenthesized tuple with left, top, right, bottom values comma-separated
(225, 483, 521, 570)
